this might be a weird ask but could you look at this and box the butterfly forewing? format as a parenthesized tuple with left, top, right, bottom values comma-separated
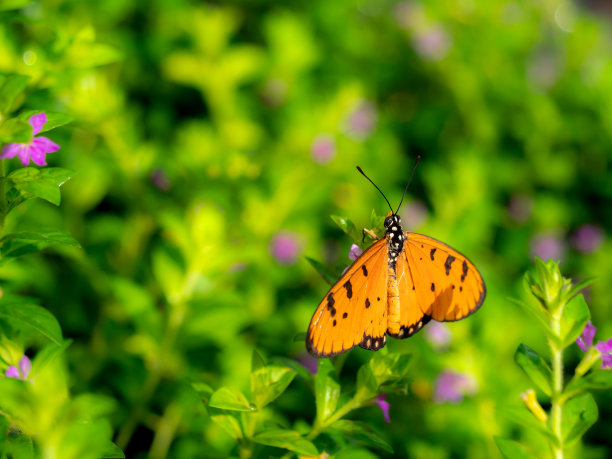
(307, 239, 388, 357)
(398, 232, 486, 327)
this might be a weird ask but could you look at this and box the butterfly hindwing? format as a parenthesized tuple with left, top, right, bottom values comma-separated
(306, 239, 388, 357)
(392, 232, 485, 337)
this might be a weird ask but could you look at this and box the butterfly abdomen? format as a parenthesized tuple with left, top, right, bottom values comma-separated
(384, 213, 404, 336)
(387, 265, 401, 335)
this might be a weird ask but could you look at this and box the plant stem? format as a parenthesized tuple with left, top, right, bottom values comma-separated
(549, 307, 564, 459)
(307, 397, 361, 441)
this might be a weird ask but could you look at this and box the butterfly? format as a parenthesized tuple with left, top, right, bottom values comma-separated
(306, 162, 486, 357)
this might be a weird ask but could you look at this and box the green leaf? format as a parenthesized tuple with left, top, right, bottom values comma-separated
(251, 362, 296, 409)
(0, 118, 32, 144)
(251, 430, 318, 457)
(334, 447, 378, 459)
(208, 387, 255, 412)
(98, 442, 125, 458)
(6, 431, 33, 459)
(251, 349, 266, 373)
(0, 415, 7, 456)
(493, 437, 536, 459)
(191, 381, 214, 403)
(508, 297, 557, 345)
(210, 413, 243, 440)
(559, 294, 590, 348)
(566, 371, 612, 394)
(330, 215, 361, 244)
(369, 352, 413, 389)
(7, 167, 74, 209)
(514, 344, 552, 396)
(32, 339, 72, 376)
(562, 392, 598, 445)
(315, 358, 340, 422)
(330, 420, 393, 453)
(18, 111, 73, 132)
(0, 74, 29, 114)
(497, 405, 554, 441)
(306, 257, 338, 286)
(566, 278, 596, 302)
(369, 209, 385, 235)
(0, 231, 80, 259)
(354, 362, 378, 402)
(0, 0, 33, 12)
(0, 298, 63, 345)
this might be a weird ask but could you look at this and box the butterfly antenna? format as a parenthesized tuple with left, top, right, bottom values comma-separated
(356, 166, 394, 213)
(395, 155, 421, 214)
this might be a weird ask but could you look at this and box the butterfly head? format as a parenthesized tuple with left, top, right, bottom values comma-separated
(384, 213, 402, 230)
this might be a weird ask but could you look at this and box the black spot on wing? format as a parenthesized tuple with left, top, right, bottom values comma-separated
(430, 248, 436, 260)
(326, 293, 336, 317)
(361, 265, 368, 277)
(343, 280, 353, 299)
(365, 298, 371, 308)
(343, 312, 348, 318)
(387, 315, 432, 339)
(431, 282, 435, 291)
(333, 320, 337, 326)
(444, 255, 456, 275)
(359, 334, 387, 351)
(461, 260, 468, 282)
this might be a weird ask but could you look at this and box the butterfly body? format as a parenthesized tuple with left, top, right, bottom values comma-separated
(306, 212, 486, 358)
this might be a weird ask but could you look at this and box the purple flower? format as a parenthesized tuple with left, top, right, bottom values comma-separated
(433, 370, 477, 403)
(424, 321, 451, 351)
(297, 352, 318, 375)
(5, 355, 31, 380)
(345, 100, 377, 139)
(530, 231, 566, 261)
(151, 167, 171, 191)
(507, 194, 533, 224)
(348, 244, 363, 261)
(571, 225, 604, 254)
(270, 231, 302, 265)
(1, 113, 60, 166)
(310, 134, 336, 165)
(412, 25, 452, 61)
(576, 321, 596, 352)
(576, 321, 612, 369)
(399, 201, 428, 230)
(375, 394, 390, 423)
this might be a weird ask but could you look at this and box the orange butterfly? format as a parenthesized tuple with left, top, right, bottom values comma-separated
(306, 163, 486, 357)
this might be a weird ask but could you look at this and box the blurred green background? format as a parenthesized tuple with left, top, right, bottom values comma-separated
(1, 0, 611, 457)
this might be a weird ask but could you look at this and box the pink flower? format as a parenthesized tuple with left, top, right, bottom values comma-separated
(571, 225, 604, 254)
(576, 321, 612, 369)
(433, 370, 477, 403)
(5, 355, 31, 380)
(1, 113, 60, 166)
(345, 100, 377, 139)
(310, 134, 336, 164)
(399, 201, 428, 230)
(507, 194, 533, 224)
(530, 231, 566, 261)
(151, 167, 171, 191)
(348, 244, 363, 261)
(424, 321, 451, 351)
(375, 394, 391, 423)
(270, 231, 302, 265)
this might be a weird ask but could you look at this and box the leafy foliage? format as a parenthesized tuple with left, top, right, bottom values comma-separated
(0, 0, 610, 458)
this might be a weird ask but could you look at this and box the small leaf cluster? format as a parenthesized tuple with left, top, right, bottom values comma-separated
(197, 350, 411, 457)
(0, 76, 122, 457)
(497, 259, 608, 458)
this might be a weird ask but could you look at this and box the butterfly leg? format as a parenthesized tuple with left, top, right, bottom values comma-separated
(362, 228, 379, 244)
